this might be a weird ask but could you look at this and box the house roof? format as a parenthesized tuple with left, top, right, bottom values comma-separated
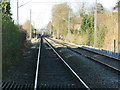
(73, 24, 80, 30)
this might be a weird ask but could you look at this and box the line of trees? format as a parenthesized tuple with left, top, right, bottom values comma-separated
(47, 2, 106, 47)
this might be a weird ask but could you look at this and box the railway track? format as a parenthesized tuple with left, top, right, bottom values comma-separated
(48, 38, 119, 60)
(2, 37, 119, 89)
(2, 37, 90, 89)
(37, 37, 90, 89)
(47, 38, 120, 73)
(2, 82, 34, 89)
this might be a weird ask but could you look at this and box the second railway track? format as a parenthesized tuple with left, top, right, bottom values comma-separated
(44, 37, 120, 88)
(2, 36, 119, 89)
(2, 37, 90, 89)
(47, 38, 120, 73)
(36, 37, 90, 89)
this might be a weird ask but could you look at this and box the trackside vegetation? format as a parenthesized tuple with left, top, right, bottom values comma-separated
(47, 2, 116, 49)
(80, 15, 94, 46)
(2, 1, 26, 74)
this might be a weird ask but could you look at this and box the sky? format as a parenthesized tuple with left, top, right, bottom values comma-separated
(10, 0, 118, 29)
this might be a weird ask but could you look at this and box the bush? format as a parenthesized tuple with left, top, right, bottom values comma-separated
(96, 25, 107, 48)
(81, 15, 94, 46)
(2, 17, 22, 72)
(2, 1, 27, 73)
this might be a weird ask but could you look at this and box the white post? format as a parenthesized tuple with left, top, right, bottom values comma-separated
(118, 1, 120, 58)
(50, 24, 52, 35)
(94, 0, 97, 48)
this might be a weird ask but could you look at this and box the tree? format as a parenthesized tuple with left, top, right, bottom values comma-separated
(2, 1, 26, 73)
(87, 5, 95, 14)
(1, 1, 12, 19)
(78, 2, 86, 17)
(22, 20, 34, 38)
(113, 1, 120, 10)
(97, 3, 105, 13)
(81, 15, 94, 46)
(47, 21, 52, 30)
(87, 3, 105, 14)
(51, 3, 72, 38)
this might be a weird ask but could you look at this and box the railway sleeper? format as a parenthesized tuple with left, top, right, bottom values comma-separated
(2, 82, 84, 89)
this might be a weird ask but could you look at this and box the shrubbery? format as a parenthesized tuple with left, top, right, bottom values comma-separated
(2, 2, 26, 73)
(96, 25, 107, 48)
(81, 15, 94, 46)
(3, 17, 20, 70)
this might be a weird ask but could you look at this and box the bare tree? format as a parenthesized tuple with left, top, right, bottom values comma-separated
(51, 3, 71, 38)
(78, 2, 86, 17)
(97, 3, 105, 13)
(113, 1, 120, 10)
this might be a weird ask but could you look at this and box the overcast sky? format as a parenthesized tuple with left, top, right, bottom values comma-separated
(10, 0, 118, 29)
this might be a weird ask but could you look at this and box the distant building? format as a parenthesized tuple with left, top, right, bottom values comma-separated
(36, 28, 50, 35)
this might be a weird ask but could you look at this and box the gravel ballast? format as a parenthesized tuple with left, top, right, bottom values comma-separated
(38, 39, 85, 88)
(49, 39, 120, 89)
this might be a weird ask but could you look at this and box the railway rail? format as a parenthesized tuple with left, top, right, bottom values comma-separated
(43, 38, 90, 90)
(47, 38, 120, 73)
(2, 36, 119, 89)
(2, 37, 91, 89)
(49, 38, 120, 60)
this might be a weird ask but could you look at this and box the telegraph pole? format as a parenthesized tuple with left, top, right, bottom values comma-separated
(17, 0, 19, 25)
(94, 0, 97, 48)
(118, 1, 120, 58)
(50, 24, 52, 35)
(17, 0, 32, 26)
(30, 9, 32, 40)
(68, 9, 71, 42)
(67, 2, 71, 42)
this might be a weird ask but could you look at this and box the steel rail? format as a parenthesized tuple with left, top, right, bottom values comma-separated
(44, 38, 91, 90)
(49, 38, 120, 61)
(78, 47, 120, 61)
(34, 37, 42, 90)
(48, 38, 120, 73)
(70, 48, 120, 72)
